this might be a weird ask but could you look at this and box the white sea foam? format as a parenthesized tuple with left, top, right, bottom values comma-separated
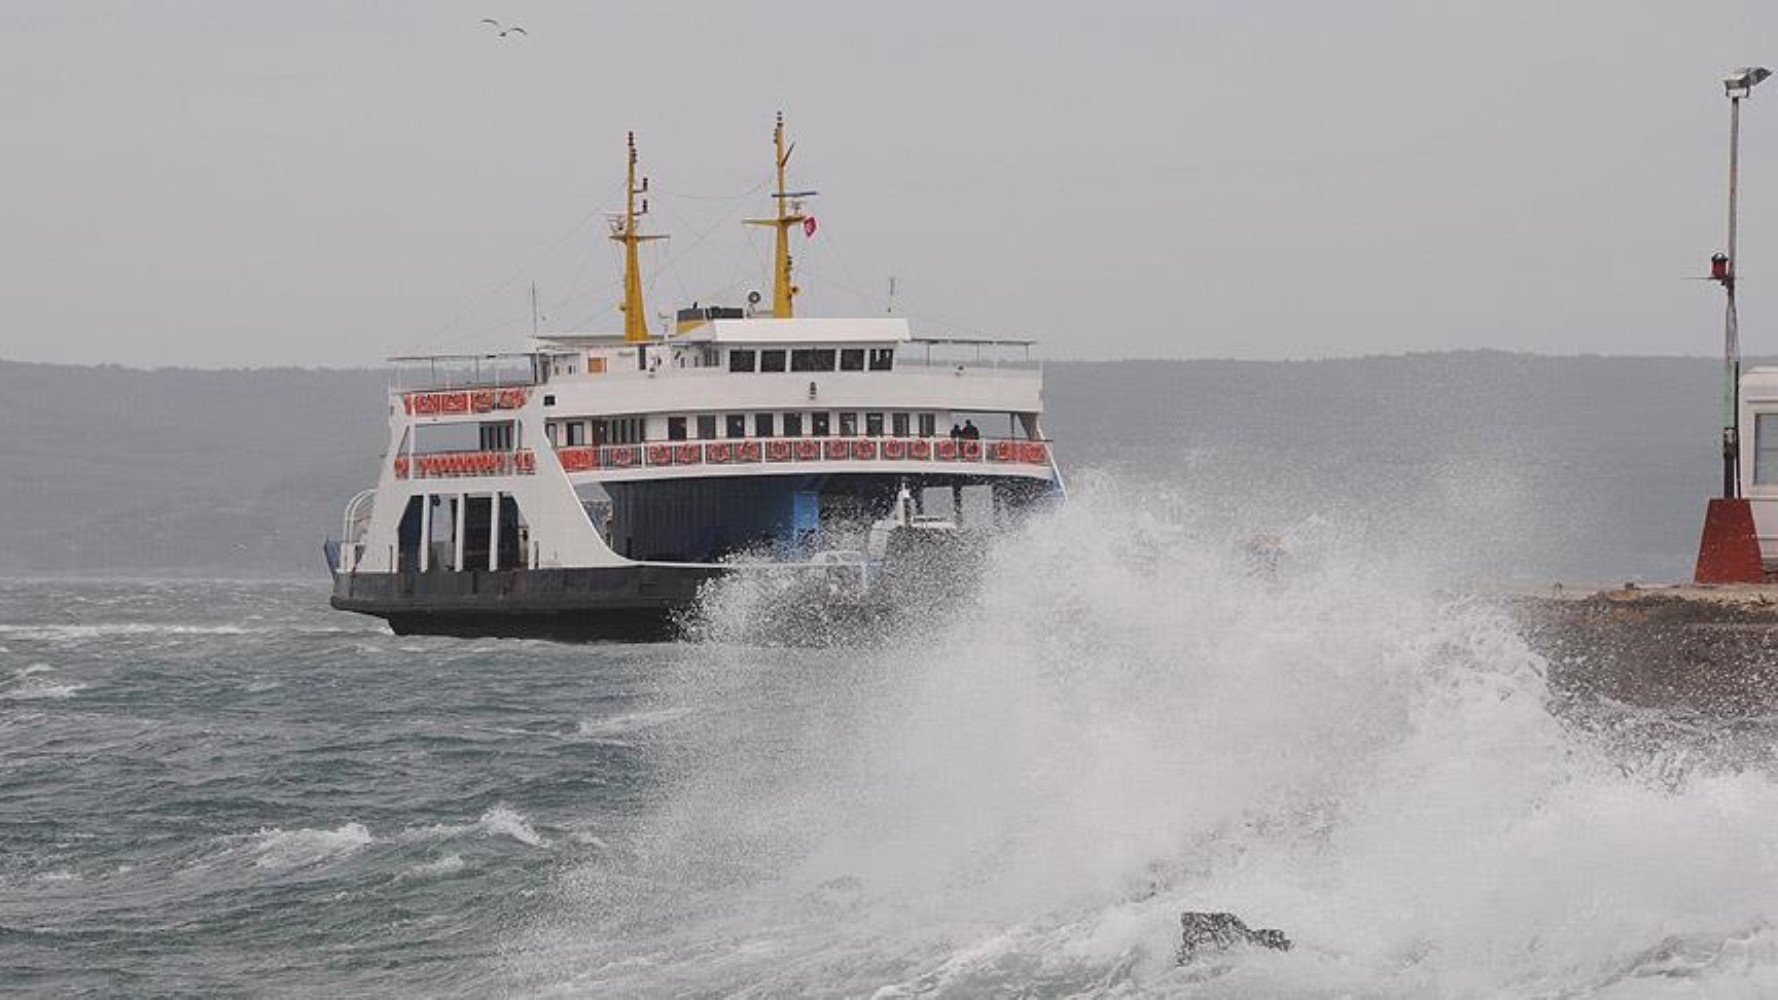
(478, 805, 549, 847)
(5, 681, 85, 701)
(398, 806, 550, 848)
(0, 623, 252, 641)
(251, 822, 375, 870)
(575, 707, 694, 741)
(410, 854, 467, 878)
(516, 480, 1778, 997)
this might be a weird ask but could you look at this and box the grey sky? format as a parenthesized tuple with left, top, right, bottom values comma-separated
(2, 1, 1775, 367)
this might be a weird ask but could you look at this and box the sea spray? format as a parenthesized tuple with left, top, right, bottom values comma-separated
(517, 480, 1778, 997)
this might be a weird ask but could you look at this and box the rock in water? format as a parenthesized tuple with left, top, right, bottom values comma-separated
(1177, 911, 1292, 965)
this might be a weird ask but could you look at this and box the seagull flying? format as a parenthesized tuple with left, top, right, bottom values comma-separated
(478, 18, 527, 38)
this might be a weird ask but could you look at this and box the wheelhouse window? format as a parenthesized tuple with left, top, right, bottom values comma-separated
(566, 422, 587, 446)
(697, 415, 717, 440)
(783, 412, 803, 436)
(725, 414, 746, 438)
(754, 412, 775, 437)
(668, 416, 687, 441)
(865, 412, 885, 436)
(1758, 413, 1778, 484)
(728, 349, 757, 373)
(760, 349, 787, 372)
(918, 413, 937, 437)
(810, 412, 831, 437)
(840, 348, 865, 372)
(545, 421, 560, 446)
(891, 412, 910, 437)
(869, 348, 894, 371)
(839, 412, 858, 436)
(791, 348, 836, 372)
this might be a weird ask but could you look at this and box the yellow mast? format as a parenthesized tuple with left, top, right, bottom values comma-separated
(744, 112, 814, 318)
(612, 131, 665, 342)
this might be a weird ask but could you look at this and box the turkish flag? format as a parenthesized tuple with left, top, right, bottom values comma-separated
(803, 216, 818, 238)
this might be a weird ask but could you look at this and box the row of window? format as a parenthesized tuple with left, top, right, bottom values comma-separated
(552, 416, 645, 448)
(728, 347, 895, 373)
(545, 412, 945, 448)
(668, 411, 938, 440)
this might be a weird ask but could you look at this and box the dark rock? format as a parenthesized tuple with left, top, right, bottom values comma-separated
(1177, 911, 1292, 965)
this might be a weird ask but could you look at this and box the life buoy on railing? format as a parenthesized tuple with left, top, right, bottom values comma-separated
(610, 446, 638, 468)
(935, 439, 958, 461)
(647, 444, 673, 466)
(707, 441, 732, 464)
(910, 439, 931, 460)
(440, 393, 470, 415)
(1022, 441, 1048, 464)
(852, 439, 878, 460)
(677, 443, 702, 465)
(882, 438, 906, 460)
(960, 440, 982, 462)
(991, 440, 1018, 462)
(393, 456, 410, 478)
(516, 450, 536, 473)
(471, 390, 496, 413)
(496, 388, 527, 409)
(738, 440, 763, 462)
(824, 439, 851, 461)
(767, 440, 793, 462)
(796, 439, 820, 461)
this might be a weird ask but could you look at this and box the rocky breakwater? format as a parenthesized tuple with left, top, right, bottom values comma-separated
(1507, 586, 1778, 715)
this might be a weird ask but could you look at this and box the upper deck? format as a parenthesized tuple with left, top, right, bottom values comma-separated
(391, 317, 1044, 421)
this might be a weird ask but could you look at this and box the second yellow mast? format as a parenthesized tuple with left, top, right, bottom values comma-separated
(745, 112, 815, 319)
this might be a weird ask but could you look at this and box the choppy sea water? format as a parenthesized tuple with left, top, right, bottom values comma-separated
(5, 485, 1778, 997)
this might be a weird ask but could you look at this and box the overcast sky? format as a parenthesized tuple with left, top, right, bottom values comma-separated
(3, 1, 1776, 367)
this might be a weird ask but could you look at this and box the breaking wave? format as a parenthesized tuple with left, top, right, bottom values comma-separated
(514, 479, 1778, 997)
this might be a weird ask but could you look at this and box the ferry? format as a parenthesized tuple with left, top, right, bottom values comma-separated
(326, 117, 1064, 639)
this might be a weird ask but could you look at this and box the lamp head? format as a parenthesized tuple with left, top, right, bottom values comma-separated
(1725, 66, 1773, 98)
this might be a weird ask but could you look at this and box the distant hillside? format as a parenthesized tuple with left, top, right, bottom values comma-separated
(0, 354, 1728, 581)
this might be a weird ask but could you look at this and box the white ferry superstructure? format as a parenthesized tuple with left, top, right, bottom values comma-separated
(327, 118, 1063, 638)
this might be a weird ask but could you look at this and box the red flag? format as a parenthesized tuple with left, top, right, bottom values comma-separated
(803, 215, 818, 238)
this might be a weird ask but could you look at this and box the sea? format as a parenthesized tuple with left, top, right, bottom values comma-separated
(5, 479, 1778, 998)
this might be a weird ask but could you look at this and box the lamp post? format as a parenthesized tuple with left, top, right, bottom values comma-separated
(1718, 66, 1771, 498)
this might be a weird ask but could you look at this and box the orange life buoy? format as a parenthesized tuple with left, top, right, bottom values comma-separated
(393, 456, 410, 477)
(796, 439, 820, 461)
(961, 440, 982, 462)
(992, 440, 1017, 462)
(767, 440, 793, 462)
(611, 446, 637, 468)
(882, 438, 906, 460)
(647, 444, 673, 466)
(1022, 441, 1048, 464)
(738, 440, 762, 462)
(852, 439, 877, 460)
(677, 443, 701, 464)
(824, 439, 850, 460)
(935, 439, 958, 461)
(910, 439, 931, 460)
(470, 390, 495, 413)
(707, 441, 732, 463)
